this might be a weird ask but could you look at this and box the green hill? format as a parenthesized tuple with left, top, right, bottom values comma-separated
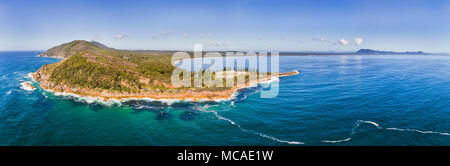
(35, 40, 177, 93)
(39, 40, 105, 59)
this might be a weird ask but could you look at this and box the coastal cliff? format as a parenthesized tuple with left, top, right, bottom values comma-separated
(34, 40, 299, 101)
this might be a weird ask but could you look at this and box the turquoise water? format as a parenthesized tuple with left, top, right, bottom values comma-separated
(1, 51, 449, 145)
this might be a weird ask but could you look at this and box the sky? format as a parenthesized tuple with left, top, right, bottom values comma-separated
(0, 0, 449, 53)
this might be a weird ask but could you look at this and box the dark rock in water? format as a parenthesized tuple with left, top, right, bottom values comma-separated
(156, 111, 172, 121)
(125, 100, 169, 108)
(69, 99, 86, 107)
(88, 103, 104, 112)
(180, 111, 198, 121)
(32, 94, 55, 111)
(168, 102, 195, 110)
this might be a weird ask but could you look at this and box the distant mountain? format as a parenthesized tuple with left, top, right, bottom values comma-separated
(279, 49, 431, 56)
(279, 51, 352, 55)
(355, 49, 428, 55)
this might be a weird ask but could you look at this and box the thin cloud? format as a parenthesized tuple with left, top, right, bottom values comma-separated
(200, 33, 212, 38)
(313, 37, 328, 42)
(150, 34, 159, 39)
(161, 30, 172, 36)
(338, 38, 351, 45)
(207, 40, 230, 47)
(115, 34, 128, 40)
(92, 35, 102, 41)
(354, 38, 364, 45)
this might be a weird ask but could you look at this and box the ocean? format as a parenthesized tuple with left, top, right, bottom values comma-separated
(0, 51, 449, 145)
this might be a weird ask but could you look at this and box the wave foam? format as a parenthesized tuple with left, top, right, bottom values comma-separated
(40, 86, 238, 106)
(386, 128, 450, 136)
(254, 132, 304, 145)
(207, 109, 304, 145)
(322, 138, 352, 143)
(43, 88, 197, 106)
(135, 105, 158, 110)
(20, 82, 36, 91)
(27, 73, 36, 82)
(322, 120, 450, 144)
(352, 120, 382, 134)
(33, 68, 284, 105)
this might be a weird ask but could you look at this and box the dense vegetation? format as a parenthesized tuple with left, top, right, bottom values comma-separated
(40, 40, 178, 92)
(39, 40, 270, 93)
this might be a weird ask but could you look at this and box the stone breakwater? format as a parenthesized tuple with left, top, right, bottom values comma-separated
(33, 68, 299, 102)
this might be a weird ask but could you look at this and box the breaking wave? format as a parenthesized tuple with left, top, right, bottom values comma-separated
(322, 138, 352, 143)
(351, 120, 382, 134)
(322, 120, 450, 144)
(20, 81, 36, 91)
(198, 104, 304, 145)
(26, 72, 35, 81)
(385, 128, 450, 136)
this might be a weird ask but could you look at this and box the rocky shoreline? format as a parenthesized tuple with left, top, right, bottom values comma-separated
(32, 70, 299, 102)
(20, 81, 36, 91)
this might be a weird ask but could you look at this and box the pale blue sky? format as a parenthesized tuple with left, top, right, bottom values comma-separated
(0, 0, 449, 52)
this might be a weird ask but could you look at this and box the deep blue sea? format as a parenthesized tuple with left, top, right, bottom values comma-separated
(1, 51, 449, 145)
